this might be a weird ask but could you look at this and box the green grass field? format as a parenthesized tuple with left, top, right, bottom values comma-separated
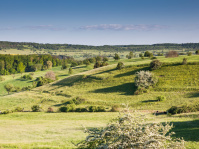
(0, 112, 198, 148)
(0, 55, 199, 148)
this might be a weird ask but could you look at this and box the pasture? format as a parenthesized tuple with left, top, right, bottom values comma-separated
(0, 55, 199, 148)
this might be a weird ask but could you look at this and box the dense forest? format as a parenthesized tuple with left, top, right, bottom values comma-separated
(0, 41, 199, 51)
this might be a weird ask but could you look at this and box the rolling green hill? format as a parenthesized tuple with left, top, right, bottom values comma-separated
(0, 55, 199, 148)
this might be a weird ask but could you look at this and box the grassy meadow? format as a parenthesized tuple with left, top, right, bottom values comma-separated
(0, 54, 199, 148)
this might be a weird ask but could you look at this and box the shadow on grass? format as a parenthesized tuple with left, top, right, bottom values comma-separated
(53, 101, 69, 107)
(170, 119, 199, 141)
(57, 74, 69, 77)
(72, 66, 87, 69)
(142, 100, 158, 103)
(114, 67, 149, 78)
(94, 68, 116, 75)
(52, 75, 85, 86)
(186, 92, 199, 98)
(92, 83, 136, 95)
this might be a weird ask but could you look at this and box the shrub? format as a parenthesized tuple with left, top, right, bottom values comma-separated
(96, 106, 106, 112)
(144, 51, 153, 57)
(71, 97, 86, 105)
(45, 71, 56, 81)
(74, 107, 88, 112)
(70, 61, 78, 67)
(46, 61, 52, 69)
(61, 61, 68, 69)
(94, 62, 108, 69)
(22, 85, 32, 91)
(151, 56, 157, 60)
(4, 83, 14, 94)
(150, 60, 162, 70)
(14, 107, 24, 112)
(113, 53, 120, 60)
(116, 62, 124, 70)
(88, 106, 97, 112)
(31, 105, 42, 112)
(182, 58, 187, 65)
(134, 71, 158, 88)
(103, 57, 109, 62)
(13, 86, 22, 92)
(59, 106, 68, 112)
(139, 53, 143, 57)
(195, 50, 199, 54)
(168, 103, 199, 115)
(134, 87, 148, 95)
(187, 52, 192, 56)
(110, 105, 120, 112)
(35, 76, 53, 87)
(95, 56, 102, 62)
(156, 96, 166, 102)
(47, 107, 54, 113)
(165, 51, 179, 58)
(0, 76, 5, 81)
(21, 74, 33, 80)
(59, 104, 76, 112)
(126, 51, 134, 59)
(68, 67, 73, 74)
(157, 53, 163, 56)
(2, 110, 12, 114)
(78, 108, 185, 148)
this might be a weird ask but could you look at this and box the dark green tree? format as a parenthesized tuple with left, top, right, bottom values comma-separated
(113, 53, 120, 60)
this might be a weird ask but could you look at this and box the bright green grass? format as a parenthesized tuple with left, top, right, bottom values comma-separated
(1, 55, 199, 111)
(0, 55, 199, 148)
(154, 65, 199, 91)
(0, 112, 198, 148)
(0, 65, 93, 96)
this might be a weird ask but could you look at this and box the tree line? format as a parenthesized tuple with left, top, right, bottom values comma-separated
(1, 41, 199, 51)
(0, 54, 76, 75)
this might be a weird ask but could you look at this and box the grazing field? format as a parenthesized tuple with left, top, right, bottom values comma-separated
(0, 55, 199, 148)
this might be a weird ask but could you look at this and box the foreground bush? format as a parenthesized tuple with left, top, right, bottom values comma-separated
(77, 108, 185, 148)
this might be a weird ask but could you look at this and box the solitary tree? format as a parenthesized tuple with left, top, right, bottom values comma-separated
(114, 53, 120, 60)
(46, 61, 52, 69)
(45, 71, 56, 81)
(144, 51, 153, 58)
(4, 83, 14, 94)
(135, 70, 158, 88)
(69, 67, 73, 75)
(127, 51, 134, 59)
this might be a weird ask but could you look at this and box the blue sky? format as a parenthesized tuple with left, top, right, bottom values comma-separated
(0, 0, 199, 45)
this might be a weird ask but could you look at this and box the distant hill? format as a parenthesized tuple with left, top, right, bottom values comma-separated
(0, 41, 199, 52)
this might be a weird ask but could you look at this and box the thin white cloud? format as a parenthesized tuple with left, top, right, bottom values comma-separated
(80, 24, 169, 31)
(0, 25, 66, 31)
